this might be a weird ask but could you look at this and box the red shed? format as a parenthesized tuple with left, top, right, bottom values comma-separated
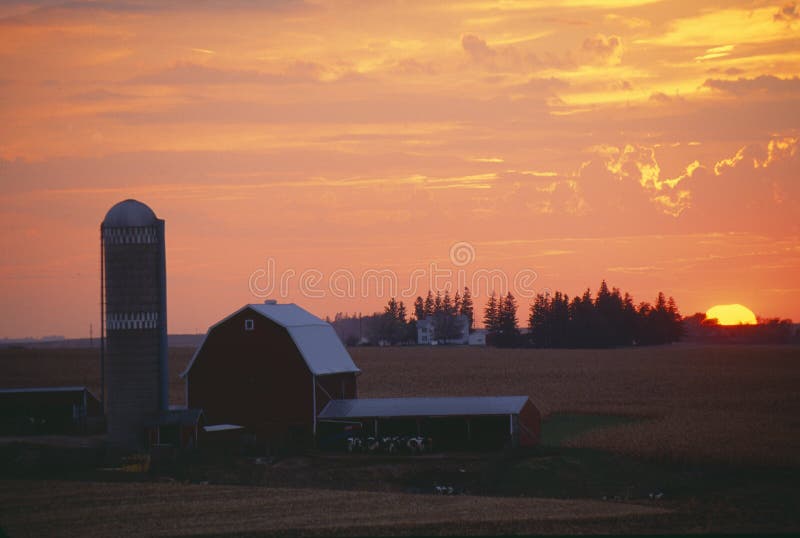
(181, 301, 360, 449)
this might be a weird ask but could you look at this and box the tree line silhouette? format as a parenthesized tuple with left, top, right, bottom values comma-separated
(526, 281, 682, 348)
(329, 281, 684, 348)
(328, 287, 474, 346)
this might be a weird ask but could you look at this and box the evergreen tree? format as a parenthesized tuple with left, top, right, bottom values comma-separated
(495, 292, 519, 347)
(483, 291, 499, 333)
(413, 296, 425, 322)
(460, 287, 474, 330)
(443, 290, 453, 315)
(424, 290, 435, 318)
(434, 290, 443, 315)
(528, 293, 550, 347)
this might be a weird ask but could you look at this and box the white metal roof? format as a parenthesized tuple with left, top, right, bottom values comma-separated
(180, 303, 360, 378)
(248, 302, 329, 327)
(203, 424, 244, 432)
(318, 396, 531, 419)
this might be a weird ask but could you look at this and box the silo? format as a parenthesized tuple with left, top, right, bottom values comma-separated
(101, 199, 168, 449)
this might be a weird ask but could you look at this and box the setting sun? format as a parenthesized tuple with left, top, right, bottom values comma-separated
(706, 304, 758, 326)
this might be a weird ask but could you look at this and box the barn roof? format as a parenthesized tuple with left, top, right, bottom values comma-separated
(180, 302, 360, 378)
(318, 396, 531, 419)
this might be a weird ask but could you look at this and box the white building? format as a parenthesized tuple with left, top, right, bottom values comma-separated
(468, 329, 487, 346)
(417, 315, 470, 345)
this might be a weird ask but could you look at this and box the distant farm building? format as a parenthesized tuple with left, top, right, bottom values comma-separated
(417, 315, 470, 345)
(0, 387, 102, 435)
(468, 329, 487, 346)
(186, 301, 540, 452)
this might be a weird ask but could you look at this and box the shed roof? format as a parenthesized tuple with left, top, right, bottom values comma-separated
(318, 396, 531, 419)
(0, 386, 98, 399)
(180, 302, 360, 378)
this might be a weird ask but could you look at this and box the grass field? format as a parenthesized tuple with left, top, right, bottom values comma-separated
(1, 343, 799, 534)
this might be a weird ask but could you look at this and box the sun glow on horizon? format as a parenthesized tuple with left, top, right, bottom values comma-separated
(706, 304, 758, 326)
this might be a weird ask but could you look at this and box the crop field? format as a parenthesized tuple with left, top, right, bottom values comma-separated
(1, 343, 799, 534)
(351, 345, 800, 467)
(2, 344, 799, 466)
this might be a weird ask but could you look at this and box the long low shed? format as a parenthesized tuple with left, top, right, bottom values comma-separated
(317, 396, 540, 449)
(0, 386, 103, 435)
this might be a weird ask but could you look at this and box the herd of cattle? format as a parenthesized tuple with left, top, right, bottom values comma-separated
(346, 435, 433, 454)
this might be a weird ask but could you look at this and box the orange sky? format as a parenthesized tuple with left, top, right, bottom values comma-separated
(1, 0, 799, 338)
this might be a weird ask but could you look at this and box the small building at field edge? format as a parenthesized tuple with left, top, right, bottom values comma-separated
(184, 301, 539, 452)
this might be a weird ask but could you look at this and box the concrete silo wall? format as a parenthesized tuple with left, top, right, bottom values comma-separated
(102, 218, 168, 449)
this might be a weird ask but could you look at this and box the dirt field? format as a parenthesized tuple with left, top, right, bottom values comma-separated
(0, 479, 670, 537)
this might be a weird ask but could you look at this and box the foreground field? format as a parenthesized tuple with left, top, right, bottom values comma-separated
(1, 344, 799, 534)
(0, 479, 668, 537)
(2, 344, 799, 466)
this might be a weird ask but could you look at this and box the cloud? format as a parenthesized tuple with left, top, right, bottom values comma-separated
(461, 34, 496, 63)
(390, 58, 439, 76)
(713, 136, 798, 175)
(714, 147, 746, 176)
(129, 61, 325, 85)
(774, 2, 799, 22)
(649, 92, 672, 104)
(758, 136, 798, 168)
(460, 32, 625, 73)
(517, 76, 569, 94)
(102, 93, 551, 125)
(581, 34, 623, 65)
(459, 33, 574, 72)
(706, 67, 744, 76)
(703, 75, 800, 95)
(592, 144, 697, 216)
(69, 89, 134, 102)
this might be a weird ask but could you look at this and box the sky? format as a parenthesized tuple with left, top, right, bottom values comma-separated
(0, 0, 798, 338)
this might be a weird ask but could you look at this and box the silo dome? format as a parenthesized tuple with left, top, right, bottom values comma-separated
(103, 199, 158, 227)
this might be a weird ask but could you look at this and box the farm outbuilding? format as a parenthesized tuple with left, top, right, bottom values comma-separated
(144, 408, 204, 449)
(181, 301, 360, 451)
(317, 396, 540, 450)
(0, 386, 103, 435)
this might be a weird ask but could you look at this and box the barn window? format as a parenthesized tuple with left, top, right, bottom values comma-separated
(244, 319, 254, 331)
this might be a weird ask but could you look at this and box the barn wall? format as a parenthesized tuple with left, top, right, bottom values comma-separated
(187, 308, 314, 440)
(315, 373, 357, 414)
(518, 400, 541, 447)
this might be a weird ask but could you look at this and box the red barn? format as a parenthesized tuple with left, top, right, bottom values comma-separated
(180, 301, 359, 450)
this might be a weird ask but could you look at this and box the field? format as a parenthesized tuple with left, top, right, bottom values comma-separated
(0, 479, 669, 537)
(1, 344, 799, 535)
(351, 345, 800, 467)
